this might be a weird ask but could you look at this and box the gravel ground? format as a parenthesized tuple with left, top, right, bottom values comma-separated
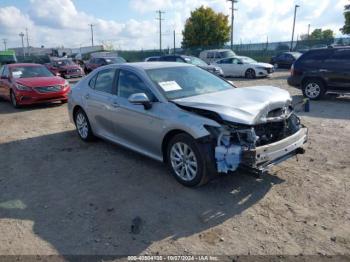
(0, 71, 349, 258)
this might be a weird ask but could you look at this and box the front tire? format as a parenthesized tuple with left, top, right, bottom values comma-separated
(166, 133, 209, 187)
(74, 109, 95, 141)
(10, 90, 20, 108)
(302, 79, 325, 100)
(245, 68, 256, 79)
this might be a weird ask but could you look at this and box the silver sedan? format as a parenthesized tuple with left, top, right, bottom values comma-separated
(68, 62, 307, 187)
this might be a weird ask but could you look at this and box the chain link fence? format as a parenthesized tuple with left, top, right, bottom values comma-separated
(118, 37, 350, 63)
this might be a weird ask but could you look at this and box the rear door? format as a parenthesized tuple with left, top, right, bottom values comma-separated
(83, 68, 119, 139)
(324, 49, 350, 91)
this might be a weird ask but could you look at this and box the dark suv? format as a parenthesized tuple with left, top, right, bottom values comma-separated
(288, 47, 350, 100)
(84, 57, 126, 74)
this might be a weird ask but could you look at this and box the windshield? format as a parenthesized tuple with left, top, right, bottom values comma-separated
(186, 57, 208, 66)
(147, 66, 233, 100)
(11, 66, 54, 78)
(53, 60, 75, 67)
(240, 57, 257, 63)
(105, 57, 126, 64)
(220, 50, 235, 58)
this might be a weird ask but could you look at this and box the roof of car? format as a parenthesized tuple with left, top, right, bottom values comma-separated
(201, 49, 232, 52)
(8, 63, 42, 68)
(112, 62, 193, 70)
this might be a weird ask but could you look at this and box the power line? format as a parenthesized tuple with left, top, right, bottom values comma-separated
(227, 0, 238, 50)
(89, 24, 95, 47)
(156, 10, 165, 54)
(2, 39, 7, 51)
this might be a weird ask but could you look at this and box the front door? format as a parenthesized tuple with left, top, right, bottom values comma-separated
(111, 69, 164, 157)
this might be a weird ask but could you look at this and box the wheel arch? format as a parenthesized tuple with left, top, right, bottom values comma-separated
(161, 129, 193, 163)
(72, 105, 84, 124)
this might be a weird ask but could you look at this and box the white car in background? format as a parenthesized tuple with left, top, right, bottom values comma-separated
(213, 56, 274, 79)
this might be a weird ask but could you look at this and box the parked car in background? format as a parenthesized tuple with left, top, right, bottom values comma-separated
(158, 55, 223, 76)
(270, 52, 302, 69)
(213, 56, 274, 78)
(0, 63, 70, 108)
(45, 58, 84, 79)
(288, 47, 350, 100)
(0, 50, 17, 66)
(199, 49, 236, 64)
(144, 56, 160, 62)
(68, 62, 307, 187)
(84, 56, 126, 74)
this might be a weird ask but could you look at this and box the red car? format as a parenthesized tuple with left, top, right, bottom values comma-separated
(45, 58, 84, 79)
(0, 63, 70, 108)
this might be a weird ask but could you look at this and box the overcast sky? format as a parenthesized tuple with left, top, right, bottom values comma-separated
(0, 0, 347, 50)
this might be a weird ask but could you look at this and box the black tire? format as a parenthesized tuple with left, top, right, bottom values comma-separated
(166, 133, 210, 187)
(245, 68, 256, 79)
(302, 79, 326, 100)
(74, 109, 95, 141)
(10, 90, 20, 108)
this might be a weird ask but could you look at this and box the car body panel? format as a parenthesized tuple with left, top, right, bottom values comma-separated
(174, 86, 291, 125)
(288, 47, 350, 94)
(69, 62, 307, 175)
(214, 57, 274, 78)
(0, 63, 70, 105)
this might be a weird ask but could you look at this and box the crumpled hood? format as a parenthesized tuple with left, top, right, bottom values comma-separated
(174, 86, 292, 125)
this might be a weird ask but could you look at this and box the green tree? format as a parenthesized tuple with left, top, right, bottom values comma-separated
(309, 29, 334, 40)
(341, 4, 350, 35)
(182, 6, 230, 49)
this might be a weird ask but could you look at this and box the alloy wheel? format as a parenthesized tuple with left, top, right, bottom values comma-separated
(170, 142, 198, 182)
(305, 83, 321, 99)
(76, 112, 89, 139)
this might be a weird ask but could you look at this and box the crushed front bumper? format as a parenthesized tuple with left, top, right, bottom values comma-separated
(241, 127, 308, 174)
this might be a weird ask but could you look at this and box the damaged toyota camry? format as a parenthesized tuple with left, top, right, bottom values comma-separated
(68, 62, 308, 187)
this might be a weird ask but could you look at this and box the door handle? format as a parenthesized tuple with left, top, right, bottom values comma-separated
(84, 93, 90, 99)
(319, 69, 329, 73)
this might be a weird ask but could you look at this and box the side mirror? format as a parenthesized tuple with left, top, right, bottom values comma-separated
(128, 93, 152, 110)
(237, 61, 243, 65)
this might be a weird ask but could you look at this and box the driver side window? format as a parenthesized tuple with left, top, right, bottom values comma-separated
(117, 70, 156, 101)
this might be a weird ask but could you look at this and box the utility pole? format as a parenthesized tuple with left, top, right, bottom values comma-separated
(89, 24, 94, 47)
(25, 28, 30, 55)
(290, 4, 300, 51)
(173, 30, 176, 54)
(156, 10, 165, 54)
(2, 39, 7, 51)
(227, 0, 238, 50)
(307, 24, 311, 39)
(19, 32, 25, 57)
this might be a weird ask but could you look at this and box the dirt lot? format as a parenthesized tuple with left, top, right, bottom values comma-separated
(0, 71, 349, 257)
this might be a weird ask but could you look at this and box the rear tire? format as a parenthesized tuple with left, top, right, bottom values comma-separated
(302, 79, 326, 100)
(74, 109, 95, 141)
(166, 133, 210, 187)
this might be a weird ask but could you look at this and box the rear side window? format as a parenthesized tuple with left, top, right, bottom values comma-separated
(300, 51, 332, 65)
(207, 52, 214, 59)
(330, 49, 350, 60)
(94, 69, 116, 94)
